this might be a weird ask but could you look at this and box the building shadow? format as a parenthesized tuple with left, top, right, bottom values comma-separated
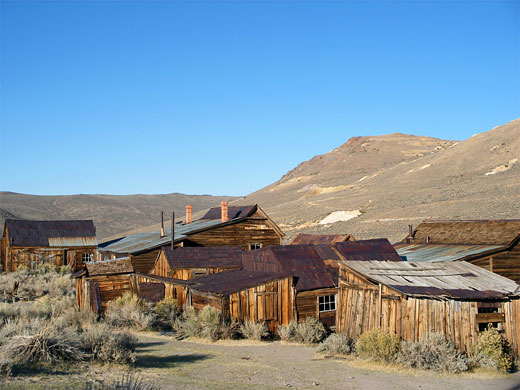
(135, 353, 209, 369)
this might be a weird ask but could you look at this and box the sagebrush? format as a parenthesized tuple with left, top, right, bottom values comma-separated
(240, 321, 269, 340)
(317, 333, 355, 355)
(356, 329, 400, 363)
(470, 325, 514, 372)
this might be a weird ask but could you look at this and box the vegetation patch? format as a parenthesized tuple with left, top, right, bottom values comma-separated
(277, 318, 327, 344)
(317, 333, 355, 356)
(470, 325, 514, 372)
(356, 329, 400, 363)
(239, 321, 269, 341)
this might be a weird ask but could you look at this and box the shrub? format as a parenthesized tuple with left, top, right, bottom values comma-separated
(240, 321, 269, 341)
(153, 298, 179, 330)
(81, 322, 137, 364)
(295, 317, 327, 344)
(356, 328, 400, 363)
(85, 373, 158, 390)
(172, 306, 238, 341)
(470, 325, 514, 372)
(317, 333, 355, 356)
(172, 306, 203, 339)
(105, 293, 155, 330)
(397, 333, 468, 372)
(277, 321, 298, 342)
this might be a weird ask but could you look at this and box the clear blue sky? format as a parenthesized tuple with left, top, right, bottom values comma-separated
(1, 1, 518, 196)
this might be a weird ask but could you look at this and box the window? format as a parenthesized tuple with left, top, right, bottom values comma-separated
(477, 306, 502, 332)
(250, 243, 262, 250)
(318, 294, 336, 312)
(82, 253, 93, 263)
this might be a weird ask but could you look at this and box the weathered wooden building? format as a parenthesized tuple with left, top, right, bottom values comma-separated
(242, 239, 402, 328)
(336, 260, 520, 355)
(1, 219, 98, 272)
(74, 257, 135, 314)
(394, 220, 520, 283)
(151, 246, 243, 279)
(289, 233, 355, 245)
(98, 203, 283, 274)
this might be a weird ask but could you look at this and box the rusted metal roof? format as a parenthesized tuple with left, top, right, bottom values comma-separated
(188, 269, 292, 295)
(242, 244, 338, 291)
(199, 205, 256, 220)
(162, 246, 243, 269)
(290, 233, 354, 245)
(5, 219, 97, 247)
(342, 260, 520, 299)
(393, 243, 506, 262)
(335, 239, 402, 261)
(98, 206, 261, 255)
(85, 257, 134, 276)
(404, 219, 520, 246)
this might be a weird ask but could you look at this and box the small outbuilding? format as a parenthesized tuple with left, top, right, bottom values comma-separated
(2, 219, 98, 272)
(336, 260, 520, 355)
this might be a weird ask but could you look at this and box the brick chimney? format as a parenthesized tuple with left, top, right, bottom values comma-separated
(185, 205, 192, 224)
(220, 201, 229, 223)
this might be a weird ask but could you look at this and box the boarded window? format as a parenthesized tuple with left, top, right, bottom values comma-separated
(476, 302, 503, 332)
(256, 292, 277, 320)
(318, 294, 336, 313)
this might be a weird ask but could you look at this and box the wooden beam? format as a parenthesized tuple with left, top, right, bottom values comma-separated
(475, 312, 505, 323)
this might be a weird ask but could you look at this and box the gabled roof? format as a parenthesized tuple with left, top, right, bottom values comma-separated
(99, 204, 283, 255)
(187, 269, 291, 295)
(200, 205, 257, 220)
(161, 246, 243, 269)
(334, 239, 402, 261)
(290, 233, 354, 245)
(341, 260, 520, 300)
(393, 243, 505, 263)
(82, 257, 134, 277)
(242, 244, 338, 291)
(406, 220, 520, 246)
(4, 219, 97, 247)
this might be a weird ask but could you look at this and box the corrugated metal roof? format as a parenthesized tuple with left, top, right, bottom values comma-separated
(394, 243, 506, 262)
(342, 260, 520, 299)
(162, 246, 243, 269)
(290, 233, 354, 245)
(200, 205, 256, 220)
(335, 239, 403, 262)
(405, 220, 520, 246)
(188, 269, 292, 295)
(5, 219, 97, 247)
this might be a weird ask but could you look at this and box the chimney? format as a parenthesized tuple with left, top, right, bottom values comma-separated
(407, 225, 413, 243)
(185, 205, 192, 224)
(220, 201, 228, 223)
(160, 211, 165, 238)
(171, 212, 175, 250)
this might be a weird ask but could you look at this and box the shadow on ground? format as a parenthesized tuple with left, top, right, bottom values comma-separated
(136, 353, 210, 369)
(136, 341, 167, 350)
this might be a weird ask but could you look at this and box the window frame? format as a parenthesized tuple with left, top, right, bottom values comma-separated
(318, 294, 336, 313)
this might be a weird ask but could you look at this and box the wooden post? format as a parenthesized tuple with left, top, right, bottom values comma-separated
(171, 212, 175, 250)
(378, 283, 382, 328)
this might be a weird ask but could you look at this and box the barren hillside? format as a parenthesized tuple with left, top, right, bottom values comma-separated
(235, 119, 520, 242)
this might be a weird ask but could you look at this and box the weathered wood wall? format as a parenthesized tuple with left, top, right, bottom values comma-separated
(470, 244, 520, 283)
(75, 274, 134, 313)
(186, 212, 282, 250)
(336, 265, 520, 355)
(134, 274, 188, 308)
(131, 250, 160, 274)
(295, 287, 338, 328)
(3, 246, 95, 272)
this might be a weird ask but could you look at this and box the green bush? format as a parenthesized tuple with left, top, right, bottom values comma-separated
(317, 333, 355, 355)
(470, 325, 514, 372)
(240, 321, 269, 341)
(356, 328, 400, 363)
(397, 333, 468, 372)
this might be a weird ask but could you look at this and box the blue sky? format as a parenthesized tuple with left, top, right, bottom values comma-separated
(1, 1, 518, 196)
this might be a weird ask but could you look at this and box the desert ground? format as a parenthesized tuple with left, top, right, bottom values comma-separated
(2, 332, 519, 390)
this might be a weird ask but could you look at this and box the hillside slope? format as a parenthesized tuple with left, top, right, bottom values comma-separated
(0, 192, 236, 240)
(235, 119, 520, 242)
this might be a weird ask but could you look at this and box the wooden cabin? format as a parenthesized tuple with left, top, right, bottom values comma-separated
(336, 260, 520, 356)
(395, 220, 520, 283)
(1, 219, 98, 272)
(289, 233, 355, 245)
(134, 272, 191, 308)
(151, 246, 243, 279)
(98, 203, 284, 274)
(74, 257, 135, 314)
(242, 239, 402, 329)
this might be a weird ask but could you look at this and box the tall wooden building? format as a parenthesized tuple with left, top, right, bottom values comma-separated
(1, 219, 98, 272)
(336, 260, 520, 356)
(98, 203, 284, 274)
(394, 220, 520, 283)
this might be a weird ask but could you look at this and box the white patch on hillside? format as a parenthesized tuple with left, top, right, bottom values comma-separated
(420, 164, 431, 170)
(485, 159, 518, 176)
(319, 210, 362, 225)
(358, 173, 378, 182)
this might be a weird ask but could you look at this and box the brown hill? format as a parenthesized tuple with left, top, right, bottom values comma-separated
(235, 119, 520, 242)
(0, 192, 236, 240)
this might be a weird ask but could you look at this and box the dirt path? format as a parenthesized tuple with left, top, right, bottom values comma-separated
(1, 332, 519, 390)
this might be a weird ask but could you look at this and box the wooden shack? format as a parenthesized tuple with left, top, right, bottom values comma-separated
(186, 269, 295, 332)
(242, 239, 402, 328)
(289, 233, 355, 245)
(98, 203, 283, 274)
(336, 260, 520, 355)
(395, 220, 520, 283)
(151, 246, 243, 279)
(2, 219, 98, 272)
(74, 257, 135, 314)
